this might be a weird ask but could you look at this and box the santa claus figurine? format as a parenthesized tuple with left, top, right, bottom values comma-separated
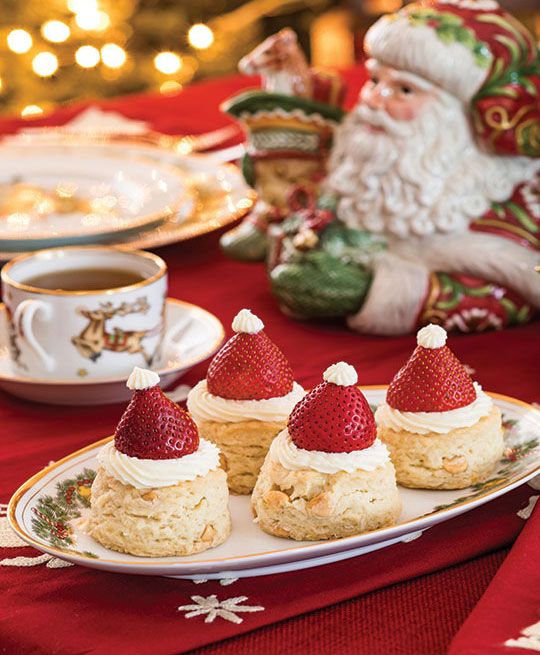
(222, 0, 540, 335)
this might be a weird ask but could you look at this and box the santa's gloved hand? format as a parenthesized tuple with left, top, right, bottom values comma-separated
(268, 219, 385, 320)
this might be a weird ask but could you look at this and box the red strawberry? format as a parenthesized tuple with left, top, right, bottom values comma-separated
(115, 385, 199, 460)
(288, 366, 376, 453)
(386, 345, 476, 412)
(207, 330, 294, 400)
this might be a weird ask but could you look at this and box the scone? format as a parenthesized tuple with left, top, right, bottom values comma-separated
(252, 362, 402, 540)
(88, 367, 231, 557)
(376, 324, 504, 490)
(187, 308, 304, 494)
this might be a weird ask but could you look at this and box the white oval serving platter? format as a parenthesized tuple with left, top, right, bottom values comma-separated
(8, 390, 540, 577)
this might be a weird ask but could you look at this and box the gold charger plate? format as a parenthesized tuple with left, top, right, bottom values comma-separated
(0, 148, 255, 260)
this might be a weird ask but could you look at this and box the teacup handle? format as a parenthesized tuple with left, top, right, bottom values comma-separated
(13, 299, 55, 372)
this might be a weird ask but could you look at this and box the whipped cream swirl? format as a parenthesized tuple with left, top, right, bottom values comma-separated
(97, 438, 220, 489)
(268, 429, 390, 474)
(375, 382, 492, 435)
(187, 380, 305, 424)
(232, 308, 264, 334)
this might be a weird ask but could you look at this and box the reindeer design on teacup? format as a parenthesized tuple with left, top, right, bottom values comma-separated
(72, 297, 161, 366)
(238, 28, 312, 97)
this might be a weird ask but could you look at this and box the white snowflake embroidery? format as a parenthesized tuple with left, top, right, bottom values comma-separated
(517, 495, 540, 520)
(0, 504, 73, 569)
(506, 619, 540, 651)
(192, 577, 239, 586)
(178, 595, 265, 624)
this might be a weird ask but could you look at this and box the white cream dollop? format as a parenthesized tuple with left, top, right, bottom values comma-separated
(97, 438, 220, 489)
(231, 308, 264, 334)
(127, 367, 160, 390)
(187, 380, 305, 423)
(268, 429, 390, 474)
(375, 382, 492, 435)
(323, 361, 358, 387)
(417, 324, 447, 349)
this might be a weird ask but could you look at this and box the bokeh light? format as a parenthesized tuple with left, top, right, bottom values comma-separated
(41, 20, 71, 43)
(32, 52, 59, 77)
(75, 45, 100, 68)
(188, 24, 214, 50)
(154, 51, 182, 74)
(7, 29, 33, 54)
(21, 104, 44, 117)
(101, 43, 126, 69)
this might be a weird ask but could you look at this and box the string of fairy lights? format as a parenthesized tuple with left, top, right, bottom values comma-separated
(2, 0, 218, 118)
(1, 0, 363, 118)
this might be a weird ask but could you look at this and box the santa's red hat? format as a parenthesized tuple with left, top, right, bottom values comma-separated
(365, 0, 540, 157)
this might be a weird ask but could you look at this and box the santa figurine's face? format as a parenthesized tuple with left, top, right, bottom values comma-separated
(325, 58, 533, 239)
(361, 59, 435, 123)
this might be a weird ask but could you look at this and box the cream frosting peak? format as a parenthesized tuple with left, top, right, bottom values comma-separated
(323, 362, 358, 387)
(232, 308, 264, 334)
(127, 367, 160, 390)
(417, 324, 447, 349)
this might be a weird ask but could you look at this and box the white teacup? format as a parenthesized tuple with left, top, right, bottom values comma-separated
(1, 246, 169, 380)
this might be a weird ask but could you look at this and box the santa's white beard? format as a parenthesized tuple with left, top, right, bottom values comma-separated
(326, 91, 539, 238)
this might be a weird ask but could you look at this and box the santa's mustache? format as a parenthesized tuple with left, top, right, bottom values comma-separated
(349, 104, 415, 139)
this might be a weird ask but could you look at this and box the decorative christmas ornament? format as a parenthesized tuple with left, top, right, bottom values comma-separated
(220, 28, 345, 261)
(222, 0, 540, 335)
(206, 309, 294, 400)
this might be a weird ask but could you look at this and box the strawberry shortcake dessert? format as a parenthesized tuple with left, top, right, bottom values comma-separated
(376, 324, 504, 490)
(187, 308, 305, 495)
(88, 366, 231, 557)
(252, 362, 401, 541)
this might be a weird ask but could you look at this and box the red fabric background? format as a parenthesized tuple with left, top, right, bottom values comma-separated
(0, 69, 539, 655)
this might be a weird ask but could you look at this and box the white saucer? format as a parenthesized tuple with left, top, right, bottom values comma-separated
(0, 298, 223, 405)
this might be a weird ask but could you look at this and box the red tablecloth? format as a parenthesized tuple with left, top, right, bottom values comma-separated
(1, 70, 539, 655)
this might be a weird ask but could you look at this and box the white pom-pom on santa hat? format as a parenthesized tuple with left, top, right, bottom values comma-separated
(232, 308, 264, 334)
(323, 362, 359, 387)
(417, 324, 448, 349)
(127, 366, 160, 390)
